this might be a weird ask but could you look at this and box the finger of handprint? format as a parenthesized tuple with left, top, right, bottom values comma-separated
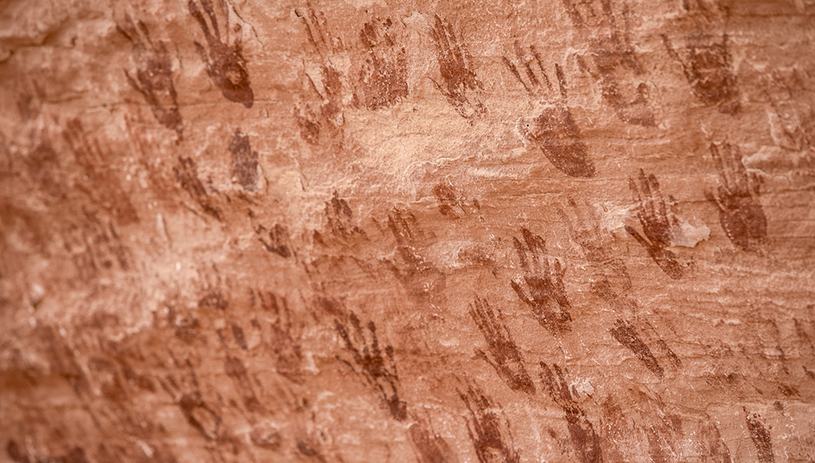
(647, 174, 669, 223)
(625, 224, 650, 248)
(529, 46, 551, 91)
(503, 56, 530, 93)
(514, 42, 540, 89)
(555, 63, 568, 99)
(199, 0, 221, 41)
(510, 280, 531, 304)
(512, 237, 529, 269)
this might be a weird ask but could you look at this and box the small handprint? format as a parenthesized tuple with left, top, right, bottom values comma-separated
(469, 296, 536, 395)
(509, 228, 573, 337)
(118, 15, 182, 137)
(539, 363, 603, 463)
(254, 223, 294, 258)
(188, 0, 254, 108)
(334, 311, 407, 421)
(504, 45, 595, 177)
(429, 15, 486, 120)
(173, 156, 224, 222)
(706, 142, 767, 252)
(609, 319, 664, 377)
(563, 0, 656, 127)
(625, 169, 687, 279)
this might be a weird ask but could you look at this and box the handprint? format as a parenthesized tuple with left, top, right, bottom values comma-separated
(353, 18, 409, 110)
(385, 208, 446, 305)
(706, 142, 767, 252)
(429, 15, 486, 120)
(469, 296, 536, 395)
(334, 311, 407, 421)
(457, 380, 520, 463)
(509, 228, 573, 337)
(158, 355, 228, 444)
(188, 0, 254, 108)
(256, 291, 305, 384)
(118, 15, 182, 137)
(504, 44, 595, 177)
(663, 33, 740, 114)
(173, 156, 224, 222)
(63, 119, 138, 226)
(539, 363, 603, 463)
(563, 0, 656, 126)
(625, 169, 687, 279)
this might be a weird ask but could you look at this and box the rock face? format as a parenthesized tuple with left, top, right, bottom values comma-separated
(1, 0, 814, 462)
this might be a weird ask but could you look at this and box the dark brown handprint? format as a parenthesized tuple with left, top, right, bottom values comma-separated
(334, 311, 407, 421)
(563, 0, 656, 126)
(430, 15, 486, 120)
(317, 191, 365, 244)
(229, 129, 258, 192)
(458, 380, 520, 463)
(625, 169, 687, 279)
(353, 18, 409, 110)
(706, 142, 767, 252)
(504, 44, 595, 177)
(663, 33, 740, 114)
(510, 228, 573, 337)
(188, 0, 254, 108)
(469, 296, 536, 395)
(745, 410, 775, 463)
(118, 15, 182, 137)
(539, 363, 603, 463)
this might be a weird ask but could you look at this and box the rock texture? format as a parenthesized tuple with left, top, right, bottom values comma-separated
(1, 0, 815, 462)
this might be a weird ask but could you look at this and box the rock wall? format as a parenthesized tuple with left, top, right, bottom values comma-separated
(1, 0, 814, 462)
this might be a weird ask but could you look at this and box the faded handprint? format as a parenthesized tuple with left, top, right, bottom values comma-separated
(63, 119, 139, 226)
(254, 223, 294, 258)
(385, 208, 446, 305)
(353, 18, 409, 110)
(458, 380, 520, 463)
(510, 228, 573, 337)
(334, 311, 407, 421)
(469, 296, 536, 395)
(216, 323, 266, 414)
(295, 5, 346, 144)
(430, 15, 486, 120)
(663, 33, 740, 114)
(706, 142, 767, 252)
(118, 15, 182, 137)
(158, 354, 229, 444)
(173, 156, 224, 222)
(563, 0, 656, 126)
(504, 44, 595, 177)
(188, 0, 254, 108)
(539, 363, 603, 463)
(256, 291, 305, 384)
(609, 319, 664, 377)
(625, 169, 687, 279)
